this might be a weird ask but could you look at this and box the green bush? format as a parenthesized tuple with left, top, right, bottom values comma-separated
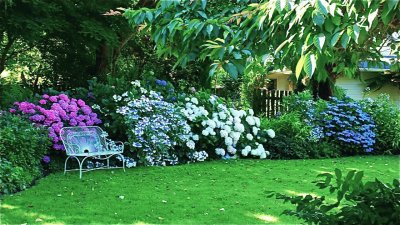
(0, 159, 32, 195)
(271, 169, 400, 225)
(261, 113, 338, 159)
(0, 79, 33, 109)
(0, 113, 51, 194)
(360, 94, 400, 154)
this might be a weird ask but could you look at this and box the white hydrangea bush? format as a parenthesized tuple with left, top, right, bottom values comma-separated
(180, 95, 275, 159)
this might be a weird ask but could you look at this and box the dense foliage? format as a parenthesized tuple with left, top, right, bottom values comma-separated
(272, 169, 400, 225)
(0, 112, 51, 194)
(360, 94, 400, 154)
(125, 0, 399, 98)
(261, 112, 338, 159)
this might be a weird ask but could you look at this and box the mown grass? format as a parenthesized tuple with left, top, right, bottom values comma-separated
(1, 156, 399, 224)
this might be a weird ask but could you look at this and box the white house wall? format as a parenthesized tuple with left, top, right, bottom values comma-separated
(336, 73, 400, 107)
(268, 71, 400, 107)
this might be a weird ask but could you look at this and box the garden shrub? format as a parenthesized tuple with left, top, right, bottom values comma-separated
(316, 97, 376, 155)
(261, 113, 338, 159)
(360, 94, 400, 154)
(271, 169, 400, 225)
(0, 113, 51, 194)
(0, 159, 32, 195)
(110, 79, 274, 165)
(283, 93, 376, 155)
(0, 80, 33, 109)
(178, 90, 274, 160)
(116, 90, 198, 166)
(11, 93, 102, 151)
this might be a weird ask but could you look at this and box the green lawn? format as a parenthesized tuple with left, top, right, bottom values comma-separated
(1, 156, 399, 224)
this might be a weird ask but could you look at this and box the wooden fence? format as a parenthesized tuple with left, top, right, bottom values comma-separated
(253, 89, 293, 118)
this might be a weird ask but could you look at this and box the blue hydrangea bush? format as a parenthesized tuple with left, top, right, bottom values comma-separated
(284, 92, 377, 155)
(320, 97, 375, 153)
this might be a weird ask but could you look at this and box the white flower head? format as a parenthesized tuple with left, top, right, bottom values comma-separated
(266, 129, 275, 138)
(234, 123, 245, 133)
(239, 110, 246, 117)
(246, 116, 255, 126)
(246, 133, 253, 141)
(207, 119, 216, 129)
(220, 130, 228, 138)
(260, 151, 267, 159)
(202, 129, 209, 136)
(131, 80, 141, 87)
(218, 112, 227, 120)
(192, 134, 199, 141)
(253, 127, 259, 136)
(248, 109, 254, 116)
(241, 148, 249, 156)
(215, 148, 225, 156)
(186, 140, 195, 149)
(254, 117, 261, 127)
(185, 97, 190, 101)
(234, 117, 241, 124)
(225, 137, 233, 146)
(227, 146, 236, 154)
(250, 149, 259, 156)
(223, 125, 232, 133)
(191, 97, 199, 105)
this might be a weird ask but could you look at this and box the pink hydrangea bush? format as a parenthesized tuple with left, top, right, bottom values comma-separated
(11, 94, 101, 150)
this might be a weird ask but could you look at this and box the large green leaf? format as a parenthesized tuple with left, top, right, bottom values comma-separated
(312, 11, 325, 26)
(332, 16, 341, 26)
(316, 0, 328, 15)
(330, 31, 343, 47)
(276, 0, 289, 12)
(368, 9, 378, 29)
(352, 24, 360, 43)
(208, 63, 219, 77)
(206, 24, 213, 36)
(341, 33, 350, 48)
(295, 55, 305, 79)
(222, 62, 238, 79)
(313, 33, 326, 52)
(303, 53, 316, 77)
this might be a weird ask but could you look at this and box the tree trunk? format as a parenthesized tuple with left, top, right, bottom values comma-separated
(94, 43, 109, 77)
(312, 64, 337, 100)
(198, 59, 212, 88)
(0, 36, 14, 74)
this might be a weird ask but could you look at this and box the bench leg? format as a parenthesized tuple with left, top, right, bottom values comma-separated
(80, 156, 90, 179)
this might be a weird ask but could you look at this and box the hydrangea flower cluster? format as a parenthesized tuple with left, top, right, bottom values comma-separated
(11, 94, 101, 150)
(116, 90, 201, 166)
(316, 97, 376, 153)
(180, 96, 273, 159)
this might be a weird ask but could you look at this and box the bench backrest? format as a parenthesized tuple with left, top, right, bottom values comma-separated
(60, 126, 109, 155)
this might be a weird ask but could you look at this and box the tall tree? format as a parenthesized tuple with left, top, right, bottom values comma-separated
(0, 0, 136, 89)
(125, 0, 399, 99)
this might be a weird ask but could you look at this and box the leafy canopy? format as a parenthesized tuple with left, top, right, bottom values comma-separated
(125, 0, 399, 83)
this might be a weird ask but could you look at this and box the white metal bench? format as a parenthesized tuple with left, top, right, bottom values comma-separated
(60, 126, 125, 178)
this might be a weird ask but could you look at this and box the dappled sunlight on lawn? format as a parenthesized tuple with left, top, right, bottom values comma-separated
(285, 190, 318, 198)
(132, 221, 151, 225)
(252, 213, 279, 223)
(345, 167, 361, 171)
(1, 203, 19, 209)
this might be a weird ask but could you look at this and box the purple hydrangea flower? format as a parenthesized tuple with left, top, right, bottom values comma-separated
(42, 155, 51, 164)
